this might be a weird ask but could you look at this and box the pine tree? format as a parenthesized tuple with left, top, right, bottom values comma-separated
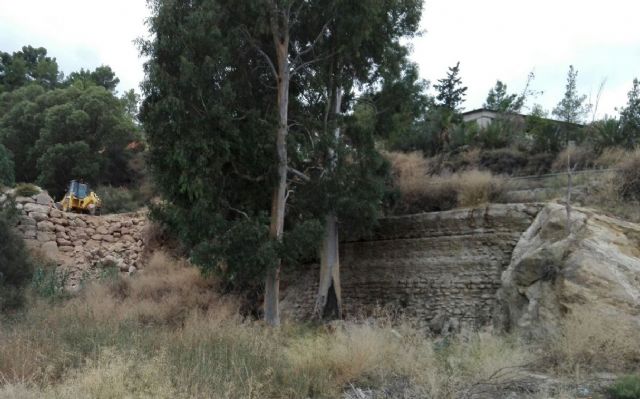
(552, 65, 591, 124)
(619, 78, 640, 146)
(434, 62, 467, 111)
(484, 80, 523, 112)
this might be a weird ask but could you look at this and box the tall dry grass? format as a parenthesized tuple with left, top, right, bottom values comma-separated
(386, 151, 505, 213)
(1, 252, 638, 398)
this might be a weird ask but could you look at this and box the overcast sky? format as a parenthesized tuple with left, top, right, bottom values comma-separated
(1, 0, 638, 119)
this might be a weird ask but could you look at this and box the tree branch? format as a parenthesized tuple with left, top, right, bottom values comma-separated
(240, 26, 278, 80)
(287, 166, 310, 182)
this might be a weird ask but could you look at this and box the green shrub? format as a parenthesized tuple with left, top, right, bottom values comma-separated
(609, 375, 640, 399)
(479, 148, 528, 175)
(0, 201, 33, 310)
(31, 265, 69, 302)
(96, 185, 143, 214)
(0, 143, 15, 187)
(13, 183, 41, 197)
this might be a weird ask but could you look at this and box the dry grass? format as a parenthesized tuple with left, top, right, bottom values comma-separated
(1, 252, 639, 398)
(386, 151, 505, 213)
(551, 145, 596, 172)
(545, 308, 640, 374)
(595, 147, 628, 168)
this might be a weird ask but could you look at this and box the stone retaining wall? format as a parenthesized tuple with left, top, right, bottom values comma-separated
(282, 203, 542, 331)
(5, 191, 146, 289)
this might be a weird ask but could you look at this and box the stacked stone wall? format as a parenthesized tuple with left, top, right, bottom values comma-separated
(5, 191, 146, 289)
(282, 203, 542, 331)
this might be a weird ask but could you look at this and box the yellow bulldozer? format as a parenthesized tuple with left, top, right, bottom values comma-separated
(59, 180, 102, 215)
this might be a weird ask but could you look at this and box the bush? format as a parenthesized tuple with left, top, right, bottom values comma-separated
(96, 185, 143, 214)
(616, 149, 640, 201)
(550, 144, 596, 172)
(456, 170, 505, 207)
(13, 183, 41, 197)
(0, 144, 15, 187)
(0, 202, 33, 310)
(386, 152, 505, 213)
(479, 147, 529, 175)
(545, 308, 640, 374)
(609, 375, 640, 399)
(595, 147, 627, 168)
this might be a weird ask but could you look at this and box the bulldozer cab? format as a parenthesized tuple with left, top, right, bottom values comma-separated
(68, 180, 90, 199)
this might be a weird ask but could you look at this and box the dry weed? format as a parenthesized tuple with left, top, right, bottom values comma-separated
(545, 307, 640, 374)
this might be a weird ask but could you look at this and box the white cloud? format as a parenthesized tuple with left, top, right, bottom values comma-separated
(0, 0, 150, 93)
(1, 0, 638, 118)
(411, 0, 640, 118)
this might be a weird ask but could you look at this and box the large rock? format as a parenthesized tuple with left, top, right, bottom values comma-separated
(496, 203, 640, 337)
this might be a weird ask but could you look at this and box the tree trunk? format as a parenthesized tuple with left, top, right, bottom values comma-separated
(264, 6, 290, 327)
(315, 87, 343, 319)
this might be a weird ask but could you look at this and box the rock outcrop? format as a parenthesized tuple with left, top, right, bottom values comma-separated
(4, 190, 146, 289)
(496, 203, 640, 336)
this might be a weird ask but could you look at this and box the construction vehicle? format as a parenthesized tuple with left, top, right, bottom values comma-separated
(59, 180, 102, 215)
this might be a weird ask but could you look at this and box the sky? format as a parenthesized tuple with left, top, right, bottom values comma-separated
(1, 0, 639, 119)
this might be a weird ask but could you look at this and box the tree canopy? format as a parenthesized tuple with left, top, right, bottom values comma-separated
(0, 46, 140, 197)
(434, 61, 467, 112)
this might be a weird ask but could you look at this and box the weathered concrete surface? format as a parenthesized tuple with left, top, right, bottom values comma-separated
(496, 203, 640, 337)
(282, 203, 542, 331)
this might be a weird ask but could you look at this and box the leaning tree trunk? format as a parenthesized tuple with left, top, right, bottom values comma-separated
(315, 87, 343, 319)
(264, 5, 290, 327)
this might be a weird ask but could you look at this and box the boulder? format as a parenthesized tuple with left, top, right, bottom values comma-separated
(34, 191, 54, 205)
(23, 203, 49, 214)
(41, 241, 59, 258)
(496, 203, 640, 337)
(37, 220, 55, 232)
(30, 212, 49, 222)
(15, 196, 35, 204)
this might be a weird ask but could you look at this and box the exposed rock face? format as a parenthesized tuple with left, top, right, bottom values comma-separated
(4, 191, 146, 290)
(282, 203, 542, 331)
(496, 203, 640, 337)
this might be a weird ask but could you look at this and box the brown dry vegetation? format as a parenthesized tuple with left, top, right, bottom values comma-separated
(386, 151, 505, 214)
(1, 252, 638, 398)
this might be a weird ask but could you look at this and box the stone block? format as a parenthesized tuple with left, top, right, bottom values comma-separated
(37, 220, 55, 232)
(59, 245, 74, 253)
(23, 203, 49, 214)
(30, 212, 49, 222)
(37, 231, 56, 242)
(34, 192, 54, 205)
(96, 225, 109, 235)
(41, 241, 59, 258)
(15, 196, 35, 204)
(50, 209, 63, 218)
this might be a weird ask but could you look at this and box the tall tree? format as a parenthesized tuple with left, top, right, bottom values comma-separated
(619, 78, 640, 145)
(66, 65, 120, 92)
(484, 80, 524, 112)
(140, 0, 329, 326)
(552, 65, 590, 124)
(301, 0, 423, 317)
(434, 61, 467, 112)
(0, 46, 60, 92)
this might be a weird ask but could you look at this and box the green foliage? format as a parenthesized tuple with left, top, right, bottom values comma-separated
(0, 81, 138, 196)
(473, 116, 524, 149)
(552, 65, 591, 124)
(96, 185, 144, 214)
(13, 182, 41, 197)
(31, 265, 70, 302)
(586, 117, 624, 150)
(434, 62, 467, 112)
(0, 143, 15, 186)
(0, 199, 33, 310)
(65, 65, 120, 91)
(609, 375, 640, 399)
(140, 0, 422, 292)
(0, 46, 60, 92)
(618, 78, 640, 146)
(484, 80, 523, 112)
(36, 142, 100, 199)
